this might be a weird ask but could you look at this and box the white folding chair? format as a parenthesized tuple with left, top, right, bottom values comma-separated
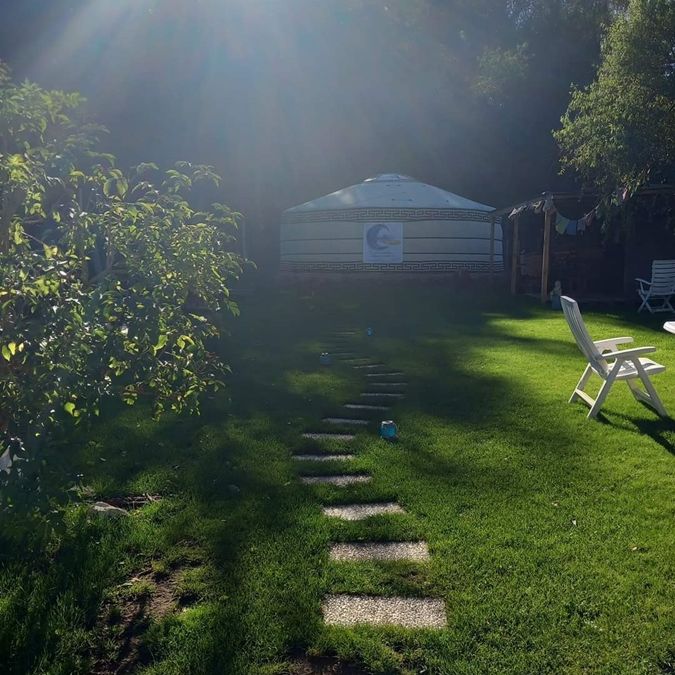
(636, 260, 675, 313)
(561, 296, 668, 419)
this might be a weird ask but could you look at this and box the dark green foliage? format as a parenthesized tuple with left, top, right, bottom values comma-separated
(0, 1, 634, 266)
(0, 65, 244, 512)
(556, 0, 675, 192)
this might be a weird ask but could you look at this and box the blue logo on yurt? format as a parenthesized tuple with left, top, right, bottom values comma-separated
(363, 222, 403, 263)
(366, 224, 399, 250)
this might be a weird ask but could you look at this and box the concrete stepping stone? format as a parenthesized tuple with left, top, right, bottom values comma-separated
(293, 454, 355, 462)
(323, 502, 405, 520)
(360, 392, 405, 399)
(353, 364, 387, 370)
(300, 474, 371, 486)
(322, 417, 370, 426)
(322, 595, 447, 628)
(368, 382, 408, 388)
(302, 432, 356, 441)
(343, 403, 390, 411)
(365, 372, 405, 378)
(329, 541, 429, 562)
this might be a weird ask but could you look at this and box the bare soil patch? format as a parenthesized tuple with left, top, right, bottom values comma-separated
(286, 654, 370, 674)
(90, 557, 199, 674)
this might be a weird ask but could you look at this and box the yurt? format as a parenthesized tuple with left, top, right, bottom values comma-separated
(280, 174, 502, 274)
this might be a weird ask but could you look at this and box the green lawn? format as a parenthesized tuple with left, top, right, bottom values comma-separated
(2, 285, 675, 674)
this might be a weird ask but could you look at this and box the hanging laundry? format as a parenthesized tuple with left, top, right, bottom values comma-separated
(555, 213, 569, 234)
(509, 205, 527, 219)
(578, 209, 594, 233)
(565, 219, 578, 235)
(614, 187, 629, 205)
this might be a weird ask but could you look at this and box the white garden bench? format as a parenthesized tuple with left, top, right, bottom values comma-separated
(636, 260, 675, 313)
(561, 296, 667, 419)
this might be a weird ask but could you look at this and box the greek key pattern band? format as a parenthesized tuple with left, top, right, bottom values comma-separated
(280, 261, 504, 273)
(282, 208, 494, 224)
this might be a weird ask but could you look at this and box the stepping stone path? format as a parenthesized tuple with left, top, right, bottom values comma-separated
(293, 330, 446, 632)
(368, 381, 408, 388)
(301, 474, 372, 486)
(293, 454, 355, 462)
(322, 502, 405, 520)
(322, 417, 370, 426)
(329, 541, 429, 562)
(343, 403, 390, 411)
(322, 595, 447, 628)
(302, 432, 355, 441)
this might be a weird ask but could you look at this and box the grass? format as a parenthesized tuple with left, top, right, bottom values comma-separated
(1, 284, 675, 674)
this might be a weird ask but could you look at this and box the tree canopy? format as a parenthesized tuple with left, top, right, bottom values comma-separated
(0, 1, 627, 263)
(555, 0, 675, 193)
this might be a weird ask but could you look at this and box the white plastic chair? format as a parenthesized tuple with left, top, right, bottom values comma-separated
(561, 296, 668, 419)
(636, 260, 675, 313)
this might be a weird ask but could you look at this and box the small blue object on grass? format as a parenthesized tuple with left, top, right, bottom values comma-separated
(367, 327, 374, 336)
(320, 352, 332, 366)
(380, 420, 398, 440)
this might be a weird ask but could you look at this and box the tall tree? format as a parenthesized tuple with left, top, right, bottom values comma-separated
(555, 0, 675, 192)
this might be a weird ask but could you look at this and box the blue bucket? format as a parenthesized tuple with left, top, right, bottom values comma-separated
(380, 420, 398, 440)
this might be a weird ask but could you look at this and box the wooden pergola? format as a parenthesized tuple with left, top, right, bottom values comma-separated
(489, 185, 675, 302)
(491, 192, 598, 303)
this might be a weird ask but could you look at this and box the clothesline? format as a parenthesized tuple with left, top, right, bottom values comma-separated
(505, 188, 634, 235)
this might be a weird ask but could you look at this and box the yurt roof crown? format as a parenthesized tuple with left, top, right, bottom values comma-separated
(285, 174, 494, 213)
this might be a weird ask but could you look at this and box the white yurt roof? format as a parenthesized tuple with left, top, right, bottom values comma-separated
(285, 174, 494, 213)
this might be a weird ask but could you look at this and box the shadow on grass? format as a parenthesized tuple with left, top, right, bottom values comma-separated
(4, 285, 674, 674)
(1, 291, 358, 674)
(598, 410, 675, 455)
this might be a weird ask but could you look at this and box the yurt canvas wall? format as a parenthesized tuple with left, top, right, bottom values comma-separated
(280, 174, 503, 273)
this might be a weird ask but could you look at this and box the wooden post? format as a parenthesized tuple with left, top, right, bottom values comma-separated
(489, 217, 495, 284)
(540, 210, 553, 303)
(510, 214, 520, 295)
